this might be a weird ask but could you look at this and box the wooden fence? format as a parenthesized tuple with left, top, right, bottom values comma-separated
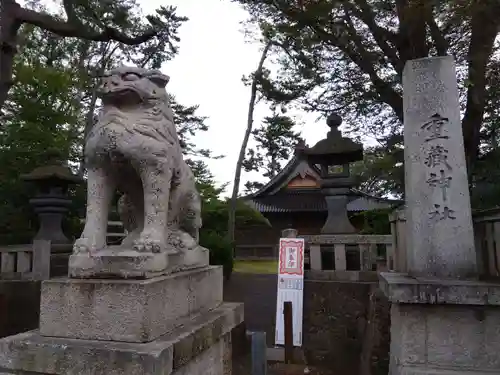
(390, 207, 500, 277)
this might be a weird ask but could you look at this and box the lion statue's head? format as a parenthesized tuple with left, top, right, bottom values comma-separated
(98, 66, 170, 107)
(88, 66, 180, 152)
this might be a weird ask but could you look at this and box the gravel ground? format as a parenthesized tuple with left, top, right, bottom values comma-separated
(232, 354, 334, 375)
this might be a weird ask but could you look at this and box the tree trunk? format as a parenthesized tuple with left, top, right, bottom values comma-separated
(78, 42, 119, 176)
(0, 0, 22, 111)
(461, 2, 500, 173)
(227, 40, 272, 251)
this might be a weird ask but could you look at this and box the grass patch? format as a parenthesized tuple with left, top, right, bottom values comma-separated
(234, 259, 278, 274)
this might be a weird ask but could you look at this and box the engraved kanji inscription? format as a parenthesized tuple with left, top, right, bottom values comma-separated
(429, 204, 456, 221)
(424, 145, 452, 170)
(421, 113, 450, 142)
(426, 169, 452, 201)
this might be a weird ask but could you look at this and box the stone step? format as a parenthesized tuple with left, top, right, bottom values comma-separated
(0, 302, 244, 375)
(39, 266, 223, 343)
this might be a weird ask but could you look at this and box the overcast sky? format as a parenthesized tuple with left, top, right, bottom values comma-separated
(140, 0, 331, 194)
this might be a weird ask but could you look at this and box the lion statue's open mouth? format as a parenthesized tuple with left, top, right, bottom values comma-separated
(100, 88, 143, 105)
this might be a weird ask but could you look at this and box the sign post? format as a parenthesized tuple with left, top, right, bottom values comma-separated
(274, 237, 305, 347)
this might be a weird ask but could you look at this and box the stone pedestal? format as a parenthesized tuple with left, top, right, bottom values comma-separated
(40, 266, 222, 342)
(321, 194, 357, 234)
(380, 273, 500, 375)
(0, 265, 243, 375)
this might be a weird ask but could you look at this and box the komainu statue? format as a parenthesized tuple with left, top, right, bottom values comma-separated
(70, 66, 208, 278)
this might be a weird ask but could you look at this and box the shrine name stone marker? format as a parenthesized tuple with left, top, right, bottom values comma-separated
(380, 56, 500, 375)
(403, 56, 476, 278)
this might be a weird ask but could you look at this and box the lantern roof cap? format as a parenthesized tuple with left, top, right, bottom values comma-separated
(303, 113, 364, 165)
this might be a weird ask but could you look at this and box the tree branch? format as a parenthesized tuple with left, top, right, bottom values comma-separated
(16, 7, 159, 45)
(349, 0, 403, 75)
(337, 11, 404, 121)
(228, 39, 273, 247)
(424, 5, 448, 55)
(0, 1, 22, 111)
(394, 0, 429, 61)
(275, 2, 404, 120)
(0, 0, 163, 111)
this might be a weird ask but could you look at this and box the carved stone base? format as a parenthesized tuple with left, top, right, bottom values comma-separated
(40, 266, 222, 343)
(68, 245, 209, 279)
(380, 273, 500, 375)
(0, 302, 243, 375)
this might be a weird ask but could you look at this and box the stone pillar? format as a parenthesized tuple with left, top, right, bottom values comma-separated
(403, 56, 476, 279)
(385, 243, 393, 270)
(359, 243, 370, 270)
(321, 195, 356, 234)
(389, 208, 407, 272)
(380, 56, 500, 375)
(309, 245, 322, 270)
(334, 243, 346, 270)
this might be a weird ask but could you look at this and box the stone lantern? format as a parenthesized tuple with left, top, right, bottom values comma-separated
(303, 113, 363, 234)
(21, 156, 82, 246)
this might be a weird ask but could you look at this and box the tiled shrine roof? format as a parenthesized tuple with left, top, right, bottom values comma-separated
(246, 189, 396, 213)
(243, 155, 400, 213)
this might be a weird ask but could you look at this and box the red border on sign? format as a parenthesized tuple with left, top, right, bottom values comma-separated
(279, 239, 304, 276)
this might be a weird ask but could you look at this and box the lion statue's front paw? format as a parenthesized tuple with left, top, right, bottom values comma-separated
(133, 229, 165, 253)
(168, 230, 197, 252)
(73, 237, 97, 254)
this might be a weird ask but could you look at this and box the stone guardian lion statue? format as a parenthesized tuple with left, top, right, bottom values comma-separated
(74, 66, 202, 255)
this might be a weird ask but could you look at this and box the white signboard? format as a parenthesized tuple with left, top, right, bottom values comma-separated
(274, 238, 305, 347)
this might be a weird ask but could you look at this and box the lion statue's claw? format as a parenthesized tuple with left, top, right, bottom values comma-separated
(73, 238, 95, 254)
(133, 231, 165, 253)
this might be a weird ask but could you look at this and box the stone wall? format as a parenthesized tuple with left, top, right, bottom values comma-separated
(0, 281, 41, 338)
(224, 274, 278, 346)
(359, 288, 391, 375)
(224, 273, 391, 375)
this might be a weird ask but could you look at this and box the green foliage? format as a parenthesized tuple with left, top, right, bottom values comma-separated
(242, 114, 302, 194)
(191, 160, 269, 279)
(350, 145, 404, 198)
(200, 230, 234, 280)
(199, 197, 270, 279)
(0, 23, 85, 243)
(470, 149, 500, 209)
(352, 208, 392, 235)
